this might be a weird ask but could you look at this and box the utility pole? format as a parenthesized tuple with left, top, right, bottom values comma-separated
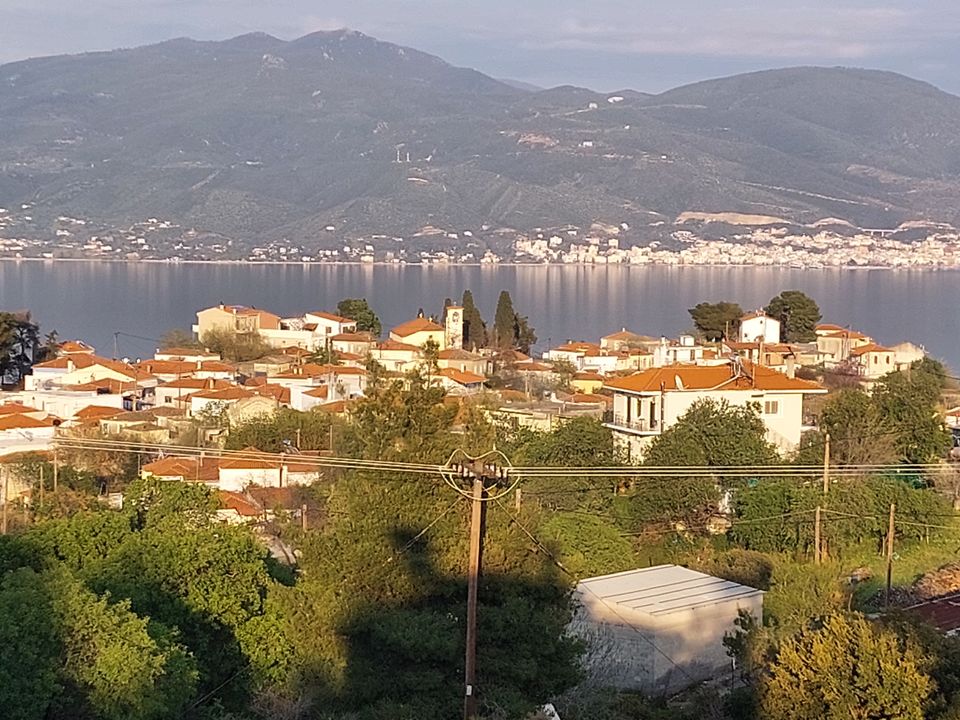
(464, 474, 485, 720)
(822, 433, 831, 494)
(53, 449, 59, 494)
(814, 505, 822, 564)
(1, 466, 8, 535)
(300, 503, 308, 532)
(39, 465, 44, 510)
(885, 503, 896, 608)
(449, 456, 509, 720)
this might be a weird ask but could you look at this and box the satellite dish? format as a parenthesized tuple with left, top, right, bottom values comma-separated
(674, 374, 684, 390)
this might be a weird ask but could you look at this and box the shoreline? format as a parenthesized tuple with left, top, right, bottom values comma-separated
(0, 257, 955, 271)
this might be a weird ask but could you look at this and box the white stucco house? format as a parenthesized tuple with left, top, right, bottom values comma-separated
(604, 361, 826, 459)
(739, 312, 781, 344)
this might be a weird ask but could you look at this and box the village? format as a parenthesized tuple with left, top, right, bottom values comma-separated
(0, 296, 947, 516)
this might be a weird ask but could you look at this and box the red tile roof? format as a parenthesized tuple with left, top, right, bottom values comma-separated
(850, 343, 893, 357)
(75, 405, 124, 420)
(191, 387, 255, 401)
(58, 340, 95, 354)
(0, 415, 55, 431)
(438, 348, 481, 360)
(331, 332, 376, 342)
(161, 377, 233, 391)
(391, 318, 443, 337)
(436, 367, 486, 385)
(307, 311, 355, 324)
(218, 491, 263, 517)
(199, 360, 237, 373)
(0, 403, 39, 416)
(605, 362, 825, 394)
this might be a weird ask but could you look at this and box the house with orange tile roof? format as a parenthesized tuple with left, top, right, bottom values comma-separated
(330, 331, 378, 357)
(2, 386, 127, 420)
(436, 348, 490, 377)
(193, 303, 281, 338)
(370, 339, 424, 373)
(600, 329, 657, 352)
(432, 367, 486, 395)
(389, 317, 446, 349)
(816, 329, 873, 367)
(57, 340, 96, 355)
(722, 341, 802, 375)
(188, 385, 257, 416)
(303, 311, 357, 337)
(604, 361, 826, 458)
(154, 377, 233, 407)
(849, 343, 897, 379)
(0, 413, 58, 453)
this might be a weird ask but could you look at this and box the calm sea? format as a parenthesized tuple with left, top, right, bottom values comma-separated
(1, 261, 957, 369)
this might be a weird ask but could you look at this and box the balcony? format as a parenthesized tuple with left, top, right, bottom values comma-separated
(605, 413, 659, 434)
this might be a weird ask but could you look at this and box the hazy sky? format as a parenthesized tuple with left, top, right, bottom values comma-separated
(4, 0, 960, 93)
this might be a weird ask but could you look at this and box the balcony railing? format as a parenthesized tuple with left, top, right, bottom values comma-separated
(608, 413, 658, 433)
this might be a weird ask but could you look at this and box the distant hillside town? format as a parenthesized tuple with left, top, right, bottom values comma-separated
(2, 205, 960, 268)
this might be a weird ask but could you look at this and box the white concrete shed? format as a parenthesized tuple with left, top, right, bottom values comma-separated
(571, 565, 763, 692)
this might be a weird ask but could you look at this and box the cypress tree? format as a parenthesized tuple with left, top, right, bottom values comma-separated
(461, 290, 487, 350)
(493, 290, 517, 349)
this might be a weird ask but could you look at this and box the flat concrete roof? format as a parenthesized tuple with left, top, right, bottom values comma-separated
(577, 564, 763, 617)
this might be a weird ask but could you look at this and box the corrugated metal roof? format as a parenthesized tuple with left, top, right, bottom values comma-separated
(577, 565, 763, 617)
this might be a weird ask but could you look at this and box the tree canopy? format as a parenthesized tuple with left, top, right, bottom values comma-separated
(688, 301, 744, 341)
(760, 614, 932, 720)
(764, 290, 821, 342)
(492, 290, 537, 353)
(0, 311, 48, 386)
(198, 327, 271, 362)
(461, 289, 487, 350)
(337, 297, 382, 336)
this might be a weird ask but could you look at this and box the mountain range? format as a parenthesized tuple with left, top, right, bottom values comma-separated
(3, 30, 960, 250)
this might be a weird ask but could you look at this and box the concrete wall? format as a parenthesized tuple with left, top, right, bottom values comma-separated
(572, 591, 762, 693)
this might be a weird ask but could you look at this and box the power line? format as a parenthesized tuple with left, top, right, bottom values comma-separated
(491, 497, 698, 685)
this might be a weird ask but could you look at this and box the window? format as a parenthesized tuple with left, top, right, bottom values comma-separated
(764, 400, 780, 415)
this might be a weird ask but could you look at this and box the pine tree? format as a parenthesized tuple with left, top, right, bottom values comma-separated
(493, 290, 517, 349)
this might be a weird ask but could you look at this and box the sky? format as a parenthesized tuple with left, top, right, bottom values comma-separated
(4, 0, 960, 94)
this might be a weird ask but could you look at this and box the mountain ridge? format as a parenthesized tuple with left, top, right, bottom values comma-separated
(2, 32, 960, 253)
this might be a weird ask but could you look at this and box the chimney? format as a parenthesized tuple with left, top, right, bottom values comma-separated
(785, 355, 796, 379)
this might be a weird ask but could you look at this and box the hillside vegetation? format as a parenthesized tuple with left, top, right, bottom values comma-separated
(3, 31, 960, 248)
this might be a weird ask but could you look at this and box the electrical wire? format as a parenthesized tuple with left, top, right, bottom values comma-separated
(382, 496, 465, 567)
(491, 497, 698, 684)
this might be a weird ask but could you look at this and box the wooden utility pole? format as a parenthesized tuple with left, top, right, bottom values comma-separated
(822, 433, 831, 494)
(814, 505, 822, 564)
(449, 457, 508, 720)
(1, 466, 8, 535)
(464, 474, 487, 720)
(39, 465, 44, 510)
(885, 503, 896, 608)
(53, 448, 59, 493)
(514, 487, 522, 512)
(300, 504, 308, 532)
